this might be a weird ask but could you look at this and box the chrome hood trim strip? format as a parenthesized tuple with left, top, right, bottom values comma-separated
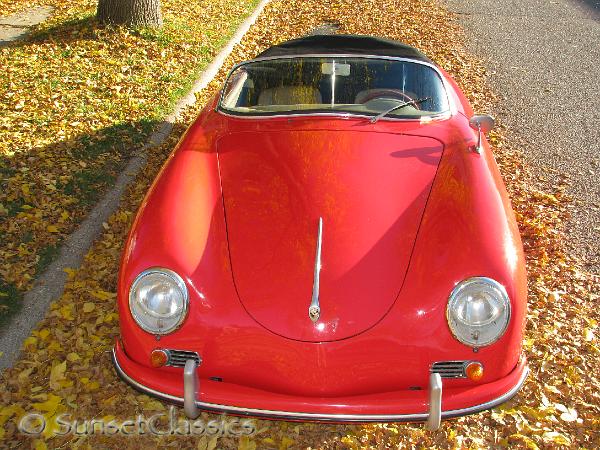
(112, 347, 529, 423)
(308, 217, 323, 323)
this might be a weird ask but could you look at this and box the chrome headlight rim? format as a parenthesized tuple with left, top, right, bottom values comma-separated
(128, 267, 189, 335)
(446, 276, 511, 348)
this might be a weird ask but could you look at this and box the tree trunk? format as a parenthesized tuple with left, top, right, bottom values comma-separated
(97, 0, 162, 28)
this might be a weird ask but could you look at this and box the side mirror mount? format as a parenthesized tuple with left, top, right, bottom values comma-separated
(469, 114, 495, 154)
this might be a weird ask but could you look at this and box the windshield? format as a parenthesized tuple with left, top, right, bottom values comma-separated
(219, 57, 450, 119)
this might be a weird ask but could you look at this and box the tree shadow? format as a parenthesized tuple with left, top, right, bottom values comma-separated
(2, 12, 165, 49)
(0, 15, 100, 48)
(0, 118, 165, 326)
(5, 12, 175, 49)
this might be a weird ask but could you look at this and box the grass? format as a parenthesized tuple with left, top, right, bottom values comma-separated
(63, 169, 117, 206)
(3, 198, 25, 218)
(36, 243, 61, 276)
(0, 279, 23, 328)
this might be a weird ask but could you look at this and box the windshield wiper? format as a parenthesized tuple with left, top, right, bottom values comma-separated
(369, 97, 432, 123)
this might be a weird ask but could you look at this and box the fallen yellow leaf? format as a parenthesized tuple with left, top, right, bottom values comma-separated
(49, 361, 67, 390)
(32, 394, 62, 415)
(66, 352, 80, 362)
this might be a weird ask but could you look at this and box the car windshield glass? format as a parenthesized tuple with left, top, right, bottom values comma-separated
(219, 57, 449, 118)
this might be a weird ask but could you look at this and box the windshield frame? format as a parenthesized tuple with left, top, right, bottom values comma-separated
(216, 54, 455, 121)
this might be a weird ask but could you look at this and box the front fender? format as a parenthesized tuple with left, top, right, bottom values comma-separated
(395, 123, 527, 375)
(117, 106, 242, 361)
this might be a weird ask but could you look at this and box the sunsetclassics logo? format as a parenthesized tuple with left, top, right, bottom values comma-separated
(18, 406, 256, 437)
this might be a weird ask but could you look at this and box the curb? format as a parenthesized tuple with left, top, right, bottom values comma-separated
(0, 0, 271, 371)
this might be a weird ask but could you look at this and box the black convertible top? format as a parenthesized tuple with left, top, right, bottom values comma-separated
(255, 35, 432, 63)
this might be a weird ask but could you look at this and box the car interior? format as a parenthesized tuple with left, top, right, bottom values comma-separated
(220, 57, 449, 117)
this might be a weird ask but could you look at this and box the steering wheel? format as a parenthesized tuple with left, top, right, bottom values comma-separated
(358, 89, 421, 110)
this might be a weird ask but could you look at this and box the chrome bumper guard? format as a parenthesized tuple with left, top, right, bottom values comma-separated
(182, 358, 444, 430)
(184, 359, 202, 419)
(425, 372, 442, 431)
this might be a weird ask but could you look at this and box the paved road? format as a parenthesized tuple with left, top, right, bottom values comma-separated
(445, 0, 600, 273)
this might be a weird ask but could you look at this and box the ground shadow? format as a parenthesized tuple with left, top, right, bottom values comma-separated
(8, 12, 175, 49)
(0, 15, 100, 48)
(0, 118, 163, 326)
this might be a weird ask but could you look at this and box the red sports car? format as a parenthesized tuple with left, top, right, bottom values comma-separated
(112, 35, 528, 430)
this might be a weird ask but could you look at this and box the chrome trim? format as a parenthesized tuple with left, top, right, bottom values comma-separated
(425, 373, 442, 431)
(474, 122, 483, 154)
(446, 277, 512, 348)
(128, 268, 189, 336)
(245, 53, 442, 65)
(112, 347, 529, 423)
(184, 359, 201, 419)
(166, 349, 202, 368)
(309, 217, 323, 323)
(469, 114, 495, 154)
(217, 54, 456, 120)
(431, 360, 468, 378)
(217, 109, 451, 123)
(430, 360, 486, 379)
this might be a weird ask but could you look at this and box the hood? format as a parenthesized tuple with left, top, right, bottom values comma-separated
(217, 127, 443, 342)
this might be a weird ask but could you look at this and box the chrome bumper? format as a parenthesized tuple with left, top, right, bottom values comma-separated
(183, 360, 438, 431)
(112, 347, 528, 427)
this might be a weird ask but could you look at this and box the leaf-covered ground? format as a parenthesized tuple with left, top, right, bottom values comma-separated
(0, 0, 260, 323)
(1, 0, 599, 448)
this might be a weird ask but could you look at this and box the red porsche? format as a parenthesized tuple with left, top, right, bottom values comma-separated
(112, 35, 528, 429)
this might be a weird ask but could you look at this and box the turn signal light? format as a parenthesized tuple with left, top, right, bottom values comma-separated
(465, 361, 484, 381)
(150, 349, 169, 367)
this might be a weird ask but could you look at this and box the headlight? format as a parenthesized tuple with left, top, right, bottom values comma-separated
(446, 277, 510, 347)
(129, 268, 188, 335)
